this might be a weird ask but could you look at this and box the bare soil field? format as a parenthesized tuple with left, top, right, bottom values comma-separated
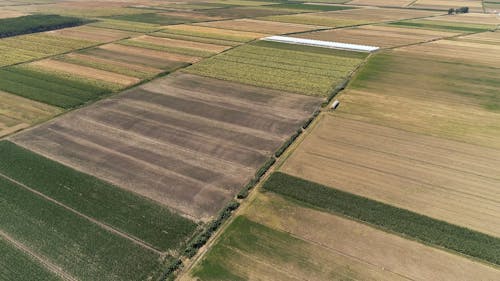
(0, 91, 62, 138)
(410, 0, 484, 12)
(132, 35, 231, 52)
(98, 43, 201, 63)
(31, 59, 140, 86)
(281, 115, 500, 237)
(195, 18, 325, 34)
(47, 26, 136, 43)
(184, 192, 500, 280)
(346, 0, 414, 7)
(298, 24, 458, 48)
(11, 73, 321, 220)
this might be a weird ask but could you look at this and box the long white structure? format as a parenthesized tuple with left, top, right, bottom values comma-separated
(263, 35, 379, 52)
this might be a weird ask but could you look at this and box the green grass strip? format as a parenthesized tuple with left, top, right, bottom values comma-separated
(263, 172, 500, 265)
(0, 141, 197, 252)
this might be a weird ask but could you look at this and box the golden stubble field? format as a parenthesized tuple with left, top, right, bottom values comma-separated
(281, 115, 500, 237)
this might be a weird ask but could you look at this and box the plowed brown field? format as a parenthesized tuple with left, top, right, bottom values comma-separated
(12, 73, 321, 220)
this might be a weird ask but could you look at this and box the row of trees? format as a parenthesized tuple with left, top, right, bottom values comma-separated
(448, 6, 469, 14)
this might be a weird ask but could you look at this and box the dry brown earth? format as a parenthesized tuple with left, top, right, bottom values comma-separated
(12, 73, 321, 220)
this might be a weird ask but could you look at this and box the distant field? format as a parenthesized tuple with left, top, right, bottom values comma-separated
(47, 25, 136, 43)
(161, 25, 266, 42)
(0, 33, 96, 67)
(346, 0, 414, 7)
(388, 19, 495, 33)
(260, 7, 441, 27)
(410, 0, 484, 12)
(11, 73, 322, 220)
(298, 24, 458, 48)
(339, 48, 500, 148)
(0, 91, 62, 138)
(89, 19, 162, 32)
(184, 191, 500, 280)
(0, 14, 87, 38)
(194, 18, 325, 34)
(186, 41, 366, 96)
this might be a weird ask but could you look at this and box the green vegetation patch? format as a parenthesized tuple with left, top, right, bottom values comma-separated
(0, 14, 88, 38)
(185, 42, 364, 96)
(0, 175, 162, 281)
(0, 66, 111, 108)
(263, 172, 500, 266)
(0, 237, 62, 281)
(0, 141, 197, 252)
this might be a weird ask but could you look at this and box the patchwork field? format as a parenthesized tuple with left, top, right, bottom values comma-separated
(0, 32, 96, 67)
(260, 7, 442, 27)
(280, 115, 500, 237)
(194, 18, 325, 34)
(410, 0, 484, 12)
(0, 141, 198, 281)
(184, 191, 500, 280)
(297, 24, 458, 48)
(11, 73, 322, 220)
(186, 41, 366, 96)
(0, 91, 62, 137)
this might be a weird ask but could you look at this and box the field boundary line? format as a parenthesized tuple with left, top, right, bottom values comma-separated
(0, 172, 163, 256)
(0, 229, 79, 281)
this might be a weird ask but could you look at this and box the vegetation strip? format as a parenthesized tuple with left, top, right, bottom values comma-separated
(0, 15, 88, 38)
(0, 141, 197, 252)
(263, 172, 500, 266)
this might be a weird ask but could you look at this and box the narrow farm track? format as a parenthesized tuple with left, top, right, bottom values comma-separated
(0, 172, 163, 256)
(0, 230, 78, 281)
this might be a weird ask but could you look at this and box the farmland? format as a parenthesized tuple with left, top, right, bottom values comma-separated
(2, 0, 500, 280)
(11, 73, 322, 220)
(0, 14, 87, 38)
(186, 41, 366, 96)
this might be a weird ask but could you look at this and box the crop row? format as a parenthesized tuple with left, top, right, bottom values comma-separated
(0, 237, 61, 281)
(0, 14, 88, 38)
(263, 172, 500, 266)
(118, 39, 214, 57)
(0, 141, 198, 252)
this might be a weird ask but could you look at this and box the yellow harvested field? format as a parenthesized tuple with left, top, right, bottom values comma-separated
(65, 53, 163, 74)
(397, 39, 500, 67)
(240, 193, 500, 281)
(0, 10, 27, 18)
(455, 30, 500, 44)
(411, 0, 484, 12)
(132, 35, 231, 52)
(195, 18, 324, 34)
(162, 24, 267, 41)
(281, 115, 500, 237)
(47, 26, 136, 43)
(31, 59, 140, 86)
(298, 24, 458, 48)
(347, 0, 414, 7)
(98, 43, 201, 63)
(431, 13, 500, 26)
(0, 91, 62, 137)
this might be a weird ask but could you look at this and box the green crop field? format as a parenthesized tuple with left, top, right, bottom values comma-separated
(0, 237, 62, 281)
(185, 41, 366, 96)
(0, 66, 111, 108)
(0, 14, 87, 38)
(263, 172, 500, 265)
(0, 141, 198, 251)
(0, 175, 163, 281)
